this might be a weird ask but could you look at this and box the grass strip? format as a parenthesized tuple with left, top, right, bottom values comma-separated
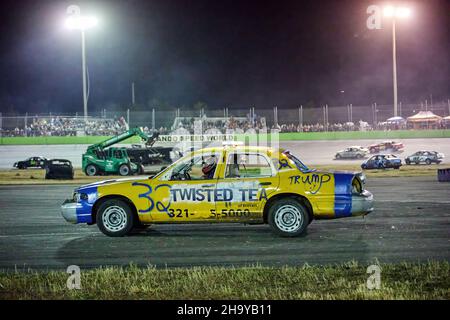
(0, 261, 448, 300)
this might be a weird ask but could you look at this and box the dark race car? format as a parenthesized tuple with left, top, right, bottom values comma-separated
(13, 156, 48, 169)
(126, 145, 183, 173)
(45, 159, 74, 179)
(361, 154, 402, 170)
(405, 151, 444, 165)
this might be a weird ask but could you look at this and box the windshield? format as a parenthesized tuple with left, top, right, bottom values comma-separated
(283, 150, 312, 173)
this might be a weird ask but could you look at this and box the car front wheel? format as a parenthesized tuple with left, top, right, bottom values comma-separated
(97, 199, 134, 237)
(85, 164, 98, 176)
(268, 198, 309, 237)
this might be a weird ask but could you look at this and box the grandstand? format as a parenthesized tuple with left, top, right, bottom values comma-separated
(0, 115, 128, 137)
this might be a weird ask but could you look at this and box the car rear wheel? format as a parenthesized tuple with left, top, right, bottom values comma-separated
(405, 159, 410, 165)
(268, 198, 309, 237)
(119, 164, 131, 176)
(97, 199, 134, 237)
(335, 154, 341, 159)
(85, 164, 98, 176)
(425, 159, 431, 165)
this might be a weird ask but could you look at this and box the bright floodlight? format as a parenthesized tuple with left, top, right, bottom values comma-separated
(396, 7, 411, 18)
(65, 15, 98, 30)
(383, 6, 411, 18)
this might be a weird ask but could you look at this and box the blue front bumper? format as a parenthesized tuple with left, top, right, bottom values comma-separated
(61, 198, 95, 224)
(351, 190, 374, 215)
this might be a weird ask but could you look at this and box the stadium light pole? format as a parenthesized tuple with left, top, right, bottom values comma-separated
(65, 5, 98, 120)
(383, 5, 411, 117)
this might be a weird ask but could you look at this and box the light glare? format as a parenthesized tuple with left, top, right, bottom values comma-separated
(383, 6, 411, 18)
(396, 7, 411, 18)
(65, 15, 98, 30)
(383, 6, 395, 17)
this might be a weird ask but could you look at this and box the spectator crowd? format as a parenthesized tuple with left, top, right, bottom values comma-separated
(2, 113, 449, 137)
(2, 116, 128, 137)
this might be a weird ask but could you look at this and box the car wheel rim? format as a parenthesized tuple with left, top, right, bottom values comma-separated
(120, 166, 129, 175)
(274, 205, 302, 233)
(102, 206, 127, 232)
(87, 166, 96, 175)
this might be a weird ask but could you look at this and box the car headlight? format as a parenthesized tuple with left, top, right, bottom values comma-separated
(352, 176, 364, 194)
(358, 173, 366, 185)
(73, 192, 88, 202)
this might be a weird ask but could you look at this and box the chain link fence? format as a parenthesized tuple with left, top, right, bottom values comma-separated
(1, 101, 449, 136)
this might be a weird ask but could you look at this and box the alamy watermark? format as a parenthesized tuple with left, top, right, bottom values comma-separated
(66, 265, 81, 290)
(366, 264, 381, 290)
(366, 5, 383, 30)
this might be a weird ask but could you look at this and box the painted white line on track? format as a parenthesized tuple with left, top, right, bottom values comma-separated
(0, 232, 98, 239)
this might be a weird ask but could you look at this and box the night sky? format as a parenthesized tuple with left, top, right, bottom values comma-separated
(0, 0, 448, 114)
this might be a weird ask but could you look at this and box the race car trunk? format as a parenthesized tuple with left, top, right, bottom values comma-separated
(45, 160, 74, 179)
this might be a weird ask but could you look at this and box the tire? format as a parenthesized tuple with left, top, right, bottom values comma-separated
(335, 154, 341, 159)
(96, 199, 134, 237)
(405, 159, 410, 165)
(85, 164, 98, 176)
(425, 159, 431, 165)
(268, 198, 309, 237)
(137, 164, 145, 175)
(119, 164, 131, 176)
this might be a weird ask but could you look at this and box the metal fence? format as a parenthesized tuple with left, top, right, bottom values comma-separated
(1, 100, 449, 136)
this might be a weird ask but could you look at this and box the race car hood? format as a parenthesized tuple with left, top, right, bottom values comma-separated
(75, 176, 151, 192)
(315, 169, 364, 178)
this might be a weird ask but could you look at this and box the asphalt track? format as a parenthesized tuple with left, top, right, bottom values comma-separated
(0, 176, 449, 270)
(1, 138, 450, 168)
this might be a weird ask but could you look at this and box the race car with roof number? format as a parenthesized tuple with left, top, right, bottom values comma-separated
(61, 145, 374, 237)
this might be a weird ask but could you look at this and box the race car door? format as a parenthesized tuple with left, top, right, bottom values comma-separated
(145, 151, 221, 222)
(214, 151, 279, 223)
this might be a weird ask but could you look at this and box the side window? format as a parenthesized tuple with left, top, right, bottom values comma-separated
(225, 153, 273, 178)
(161, 152, 220, 181)
(188, 155, 218, 180)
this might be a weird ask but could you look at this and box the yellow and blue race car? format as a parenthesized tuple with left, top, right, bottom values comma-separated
(61, 145, 374, 237)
